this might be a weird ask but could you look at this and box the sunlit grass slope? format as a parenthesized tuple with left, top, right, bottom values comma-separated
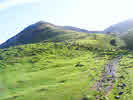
(0, 33, 124, 100)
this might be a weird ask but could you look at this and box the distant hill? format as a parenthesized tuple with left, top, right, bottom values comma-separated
(0, 21, 89, 48)
(104, 19, 133, 34)
(0, 21, 104, 48)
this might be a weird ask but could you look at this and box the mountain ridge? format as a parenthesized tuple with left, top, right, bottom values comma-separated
(1, 19, 133, 48)
(104, 19, 133, 34)
(0, 21, 103, 48)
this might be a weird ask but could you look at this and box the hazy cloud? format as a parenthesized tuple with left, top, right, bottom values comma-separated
(0, 0, 40, 11)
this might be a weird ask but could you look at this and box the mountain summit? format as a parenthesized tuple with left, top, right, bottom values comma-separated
(2, 19, 133, 48)
(0, 21, 86, 48)
(0, 21, 103, 48)
(0, 21, 57, 48)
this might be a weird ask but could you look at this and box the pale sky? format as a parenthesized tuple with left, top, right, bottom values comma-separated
(0, 0, 133, 44)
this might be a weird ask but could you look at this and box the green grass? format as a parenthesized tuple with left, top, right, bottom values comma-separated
(0, 32, 126, 100)
(0, 40, 119, 100)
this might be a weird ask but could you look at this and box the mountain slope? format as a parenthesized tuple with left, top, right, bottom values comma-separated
(104, 19, 133, 34)
(0, 21, 90, 48)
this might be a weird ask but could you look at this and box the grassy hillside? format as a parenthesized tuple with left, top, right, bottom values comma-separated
(0, 33, 124, 100)
(0, 22, 89, 48)
(0, 21, 123, 49)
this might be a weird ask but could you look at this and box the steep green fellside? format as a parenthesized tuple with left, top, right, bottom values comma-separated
(0, 22, 91, 48)
(0, 21, 124, 49)
(0, 33, 125, 100)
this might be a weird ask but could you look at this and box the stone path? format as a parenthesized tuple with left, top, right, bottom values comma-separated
(96, 56, 121, 99)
